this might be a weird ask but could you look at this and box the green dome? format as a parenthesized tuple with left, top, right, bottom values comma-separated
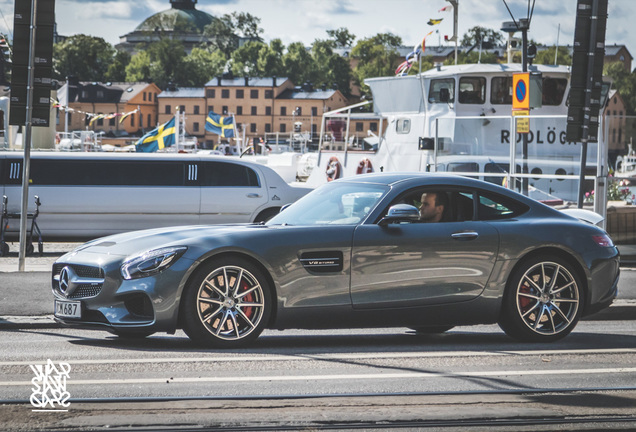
(135, 3, 215, 33)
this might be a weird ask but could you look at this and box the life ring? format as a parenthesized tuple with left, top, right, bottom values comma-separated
(356, 158, 374, 175)
(326, 156, 342, 182)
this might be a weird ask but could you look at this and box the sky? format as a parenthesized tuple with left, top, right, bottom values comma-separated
(0, 0, 634, 59)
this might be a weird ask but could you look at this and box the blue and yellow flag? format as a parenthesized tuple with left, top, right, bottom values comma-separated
(205, 111, 235, 138)
(136, 117, 176, 152)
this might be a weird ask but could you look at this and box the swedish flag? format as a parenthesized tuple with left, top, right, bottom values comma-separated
(205, 111, 235, 138)
(136, 117, 177, 152)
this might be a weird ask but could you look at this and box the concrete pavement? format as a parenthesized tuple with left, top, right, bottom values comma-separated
(1, 241, 635, 330)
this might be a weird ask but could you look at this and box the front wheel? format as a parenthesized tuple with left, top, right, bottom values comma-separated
(182, 257, 272, 348)
(498, 255, 584, 342)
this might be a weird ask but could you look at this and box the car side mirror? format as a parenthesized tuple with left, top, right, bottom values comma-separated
(379, 204, 420, 226)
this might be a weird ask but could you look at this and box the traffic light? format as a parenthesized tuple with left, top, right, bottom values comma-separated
(566, 0, 608, 143)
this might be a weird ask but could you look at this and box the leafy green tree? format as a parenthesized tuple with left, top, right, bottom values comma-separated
(310, 39, 352, 97)
(125, 50, 152, 83)
(181, 48, 227, 86)
(53, 34, 115, 81)
(326, 28, 356, 47)
(257, 39, 285, 78)
(230, 40, 267, 77)
(351, 32, 403, 97)
(461, 26, 504, 48)
(104, 50, 131, 82)
(283, 42, 314, 85)
(204, 12, 263, 57)
(147, 38, 187, 89)
(605, 61, 636, 114)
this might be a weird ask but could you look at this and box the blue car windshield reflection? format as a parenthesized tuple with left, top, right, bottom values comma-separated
(267, 182, 388, 226)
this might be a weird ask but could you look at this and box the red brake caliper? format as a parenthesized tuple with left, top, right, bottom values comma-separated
(519, 281, 533, 311)
(241, 280, 254, 319)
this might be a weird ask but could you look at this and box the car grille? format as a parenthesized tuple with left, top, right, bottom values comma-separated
(52, 263, 105, 299)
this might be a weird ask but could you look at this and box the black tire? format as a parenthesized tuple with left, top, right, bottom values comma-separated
(410, 325, 454, 334)
(182, 256, 272, 348)
(498, 255, 584, 343)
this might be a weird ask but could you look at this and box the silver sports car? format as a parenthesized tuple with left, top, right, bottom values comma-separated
(52, 173, 620, 346)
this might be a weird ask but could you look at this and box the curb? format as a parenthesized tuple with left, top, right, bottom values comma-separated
(2, 301, 635, 330)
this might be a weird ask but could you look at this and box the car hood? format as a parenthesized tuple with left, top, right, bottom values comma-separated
(60, 224, 259, 261)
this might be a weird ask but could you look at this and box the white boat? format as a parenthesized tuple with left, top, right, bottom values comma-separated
(307, 63, 603, 204)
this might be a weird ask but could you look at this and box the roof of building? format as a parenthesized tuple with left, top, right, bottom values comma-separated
(57, 82, 155, 105)
(204, 77, 290, 87)
(158, 87, 205, 98)
(135, 0, 215, 33)
(605, 44, 633, 59)
(278, 89, 338, 100)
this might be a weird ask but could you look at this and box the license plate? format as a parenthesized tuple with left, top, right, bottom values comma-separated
(54, 300, 81, 319)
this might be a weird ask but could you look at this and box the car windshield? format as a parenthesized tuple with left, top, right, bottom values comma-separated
(267, 182, 388, 226)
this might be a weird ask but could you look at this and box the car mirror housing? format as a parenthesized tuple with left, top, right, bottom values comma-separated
(379, 204, 420, 226)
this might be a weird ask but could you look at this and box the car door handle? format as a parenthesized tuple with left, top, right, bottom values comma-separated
(246, 193, 262, 198)
(451, 231, 479, 240)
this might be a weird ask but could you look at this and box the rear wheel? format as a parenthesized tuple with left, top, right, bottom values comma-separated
(498, 255, 583, 342)
(182, 257, 272, 348)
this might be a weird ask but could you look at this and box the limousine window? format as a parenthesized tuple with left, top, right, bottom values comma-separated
(23, 160, 185, 186)
(202, 162, 260, 187)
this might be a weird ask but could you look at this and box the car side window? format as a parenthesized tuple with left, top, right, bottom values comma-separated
(382, 188, 476, 223)
(476, 191, 528, 220)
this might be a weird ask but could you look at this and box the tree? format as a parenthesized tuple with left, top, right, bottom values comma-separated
(204, 12, 263, 57)
(310, 39, 352, 97)
(461, 26, 504, 48)
(53, 34, 115, 81)
(104, 50, 131, 82)
(230, 40, 267, 77)
(125, 50, 152, 83)
(605, 61, 636, 114)
(351, 32, 403, 97)
(181, 48, 227, 86)
(326, 27, 356, 47)
(257, 39, 285, 78)
(283, 42, 314, 85)
(125, 39, 188, 89)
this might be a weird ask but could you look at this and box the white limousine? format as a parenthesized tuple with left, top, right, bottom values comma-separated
(0, 152, 312, 241)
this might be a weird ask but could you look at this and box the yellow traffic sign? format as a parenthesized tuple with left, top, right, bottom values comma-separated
(513, 109, 530, 134)
(512, 73, 530, 110)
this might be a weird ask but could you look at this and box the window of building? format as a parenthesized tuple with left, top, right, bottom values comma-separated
(165, 105, 171, 114)
(194, 105, 200, 115)
(251, 106, 257, 115)
(458, 77, 486, 104)
(96, 90, 104, 99)
(147, 114, 151, 127)
(312, 107, 318, 116)
(250, 89, 259, 99)
(206, 89, 215, 98)
(296, 107, 302, 116)
(139, 114, 143, 128)
(370, 122, 378, 132)
(222, 89, 230, 99)
(180, 105, 186, 113)
(97, 114, 104, 127)
(237, 106, 243, 115)
(109, 116, 116, 126)
(193, 122, 199, 132)
(280, 123, 286, 132)
(130, 114, 134, 127)
(265, 90, 273, 99)
(222, 106, 228, 114)
(266, 106, 271, 115)
(236, 89, 244, 99)
(281, 107, 287, 115)
(355, 122, 363, 132)
(143, 92, 147, 101)
(250, 123, 256, 133)
(265, 123, 271, 133)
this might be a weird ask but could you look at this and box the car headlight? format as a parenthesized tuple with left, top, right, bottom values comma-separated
(121, 246, 187, 280)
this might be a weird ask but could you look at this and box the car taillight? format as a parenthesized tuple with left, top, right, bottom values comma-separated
(592, 234, 614, 247)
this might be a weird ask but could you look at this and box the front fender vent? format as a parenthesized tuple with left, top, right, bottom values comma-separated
(300, 251, 343, 273)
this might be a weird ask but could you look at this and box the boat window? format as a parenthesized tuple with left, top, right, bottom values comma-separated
(396, 118, 411, 134)
(447, 162, 479, 172)
(202, 162, 260, 187)
(484, 162, 521, 185)
(458, 77, 486, 104)
(542, 78, 568, 106)
(428, 79, 455, 103)
(491, 77, 513, 104)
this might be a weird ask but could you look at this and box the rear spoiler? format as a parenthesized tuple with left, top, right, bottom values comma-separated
(560, 208, 604, 226)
